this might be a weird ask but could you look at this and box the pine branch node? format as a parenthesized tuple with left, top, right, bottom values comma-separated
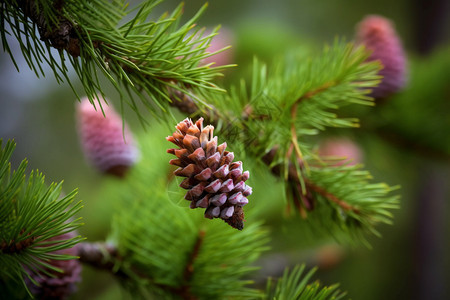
(0, 231, 36, 254)
(305, 178, 360, 213)
(177, 230, 205, 300)
(17, 0, 82, 57)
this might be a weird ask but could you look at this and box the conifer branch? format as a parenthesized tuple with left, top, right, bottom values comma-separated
(77, 241, 121, 274)
(304, 178, 360, 213)
(165, 42, 398, 244)
(292, 80, 338, 106)
(1, 0, 229, 122)
(167, 86, 398, 244)
(0, 140, 84, 294)
(287, 80, 340, 173)
(288, 80, 339, 161)
(264, 265, 346, 300)
(0, 231, 37, 254)
(15, 0, 82, 57)
(262, 149, 361, 214)
(77, 240, 200, 299)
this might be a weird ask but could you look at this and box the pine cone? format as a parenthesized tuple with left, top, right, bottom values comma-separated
(355, 15, 407, 99)
(76, 96, 139, 178)
(167, 118, 252, 230)
(318, 138, 363, 166)
(201, 28, 234, 67)
(167, 87, 199, 115)
(25, 231, 82, 300)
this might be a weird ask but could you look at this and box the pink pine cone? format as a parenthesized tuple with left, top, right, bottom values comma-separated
(318, 138, 363, 166)
(76, 97, 139, 177)
(25, 231, 82, 300)
(201, 28, 234, 67)
(355, 15, 407, 99)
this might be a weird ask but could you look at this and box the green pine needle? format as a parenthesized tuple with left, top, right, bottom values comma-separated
(1, 0, 230, 123)
(304, 163, 400, 247)
(198, 40, 397, 245)
(264, 265, 346, 300)
(107, 130, 269, 299)
(0, 139, 84, 293)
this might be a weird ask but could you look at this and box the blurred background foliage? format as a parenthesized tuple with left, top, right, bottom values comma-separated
(0, 0, 449, 299)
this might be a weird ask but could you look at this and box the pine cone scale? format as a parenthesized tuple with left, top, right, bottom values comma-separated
(194, 168, 213, 181)
(219, 179, 234, 192)
(204, 179, 222, 193)
(213, 164, 229, 178)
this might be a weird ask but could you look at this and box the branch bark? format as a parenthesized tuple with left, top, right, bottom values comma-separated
(77, 231, 206, 300)
(17, 0, 83, 57)
(77, 241, 124, 275)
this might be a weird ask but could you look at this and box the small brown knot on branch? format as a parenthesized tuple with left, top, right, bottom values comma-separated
(19, 0, 83, 57)
(168, 87, 200, 115)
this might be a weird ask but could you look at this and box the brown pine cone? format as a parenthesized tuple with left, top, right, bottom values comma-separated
(167, 118, 252, 230)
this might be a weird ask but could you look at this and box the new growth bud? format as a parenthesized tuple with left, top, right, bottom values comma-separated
(356, 15, 407, 99)
(201, 28, 234, 67)
(318, 138, 363, 166)
(76, 96, 139, 178)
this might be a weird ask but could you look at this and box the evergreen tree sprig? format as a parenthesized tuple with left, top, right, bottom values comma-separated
(192, 41, 381, 176)
(0, 140, 84, 293)
(168, 40, 398, 245)
(212, 41, 380, 166)
(1, 0, 229, 123)
(304, 163, 400, 246)
(104, 133, 269, 299)
(264, 264, 346, 300)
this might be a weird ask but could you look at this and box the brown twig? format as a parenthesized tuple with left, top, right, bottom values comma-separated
(304, 178, 360, 213)
(0, 231, 36, 254)
(262, 145, 359, 214)
(289, 81, 338, 167)
(176, 230, 206, 300)
(77, 231, 206, 300)
(77, 242, 128, 277)
(17, 0, 83, 57)
(295, 81, 337, 106)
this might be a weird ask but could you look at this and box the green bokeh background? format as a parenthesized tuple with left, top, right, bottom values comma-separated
(1, 0, 449, 299)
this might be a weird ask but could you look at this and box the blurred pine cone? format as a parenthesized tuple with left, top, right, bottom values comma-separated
(76, 96, 139, 178)
(201, 28, 234, 67)
(318, 138, 363, 166)
(356, 15, 407, 99)
(167, 118, 252, 230)
(25, 231, 82, 300)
